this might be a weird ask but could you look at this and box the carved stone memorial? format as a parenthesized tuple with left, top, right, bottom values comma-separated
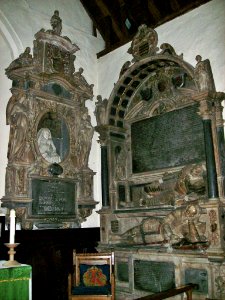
(95, 24, 225, 299)
(2, 11, 97, 229)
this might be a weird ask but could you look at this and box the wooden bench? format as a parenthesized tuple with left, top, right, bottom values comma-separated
(135, 283, 198, 300)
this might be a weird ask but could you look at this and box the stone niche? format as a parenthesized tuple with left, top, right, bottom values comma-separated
(2, 11, 97, 229)
(95, 25, 225, 299)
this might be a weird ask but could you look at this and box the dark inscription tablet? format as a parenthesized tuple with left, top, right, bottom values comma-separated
(134, 260, 175, 293)
(117, 262, 129, 282)
(131, 104, 205, 173)
(185, 268, 208, 293)
(32, 179, 75, 215)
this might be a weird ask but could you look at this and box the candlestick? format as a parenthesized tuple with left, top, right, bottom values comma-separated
(9, 209, 16, 244)
(3, 243, 20, 266)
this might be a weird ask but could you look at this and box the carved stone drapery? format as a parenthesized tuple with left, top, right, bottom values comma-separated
(2, 11, 97, 229)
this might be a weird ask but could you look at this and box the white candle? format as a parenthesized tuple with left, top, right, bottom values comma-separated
(9, 209, 16, 244)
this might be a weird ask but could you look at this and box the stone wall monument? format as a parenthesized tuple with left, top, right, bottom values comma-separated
(2, 11, 97, 229)
(95, 24, 225, 299)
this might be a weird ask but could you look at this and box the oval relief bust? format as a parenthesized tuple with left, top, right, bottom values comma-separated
(37, 112, 69, 163)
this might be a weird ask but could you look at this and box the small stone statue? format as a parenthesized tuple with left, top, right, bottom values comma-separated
(50, 10, 62, 35)
(6, 47, 33, 72)
(94, 95, 108, 126)
(194, 55, 215, 92)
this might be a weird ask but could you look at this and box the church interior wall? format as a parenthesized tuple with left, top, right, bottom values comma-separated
(0, 0, 224, 229)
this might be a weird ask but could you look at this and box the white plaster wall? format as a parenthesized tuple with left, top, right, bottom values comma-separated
(0, 0, 104, 227)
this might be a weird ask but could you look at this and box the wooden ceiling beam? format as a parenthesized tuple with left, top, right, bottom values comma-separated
(170, 0, 180, 11)
(80, 0, 107, 40)
(147, 0, 161, 22)
(96, 0, 126, 41)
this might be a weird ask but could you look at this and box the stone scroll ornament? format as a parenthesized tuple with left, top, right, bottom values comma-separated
(2, 10, 97, 228)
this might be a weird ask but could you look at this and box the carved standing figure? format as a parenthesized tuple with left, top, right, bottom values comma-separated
(194, 55, 215, 92)
(50, 10, 62, 35)
(7, 95, 31, 162)
(94, 95, 108, 126)
(77, 112, 94, 167)
(6, 47, 32, 72)
(37, 128, 61, 163)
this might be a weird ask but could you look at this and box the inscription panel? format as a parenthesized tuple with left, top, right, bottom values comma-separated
(134, 260, 175, 293)
(185, 268, 208, 293)
(117, 262, 129, 282)
(32, 178, 76, 215)
(131, 104, 205, 173)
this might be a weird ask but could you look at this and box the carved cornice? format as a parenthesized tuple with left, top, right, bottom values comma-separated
(34, 31, 79, 53)
(192, 91, 214, 120)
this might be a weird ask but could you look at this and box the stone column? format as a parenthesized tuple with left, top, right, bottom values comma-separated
(101, 145, 110, 207)
(95, 126, 110, 208)
(193, 92, 218, 200)
(214, 93, 225, 198)
(95, 126, 112, 246)
(193, 92, 225, 260)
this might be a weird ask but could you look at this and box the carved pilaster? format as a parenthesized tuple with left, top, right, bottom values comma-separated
(97, 207, 112, 245)
(202, 201, 225, 261)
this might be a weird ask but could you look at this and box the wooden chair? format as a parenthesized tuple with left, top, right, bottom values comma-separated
(68, 252, 115, 300)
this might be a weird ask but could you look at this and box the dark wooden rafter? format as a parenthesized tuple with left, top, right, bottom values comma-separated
(170, 0, 180, 11)
(147, 0, 161, 22)
(80, 0, 212, 57)
(95, 0, 127, 40)
(80, 0, 106, 41)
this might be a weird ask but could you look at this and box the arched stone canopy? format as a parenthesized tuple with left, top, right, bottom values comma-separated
(106, 53, 197, 129)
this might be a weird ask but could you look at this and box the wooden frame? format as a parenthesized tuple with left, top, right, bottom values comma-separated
(0, 216, 5, 240)
(68, 252, 115, 300)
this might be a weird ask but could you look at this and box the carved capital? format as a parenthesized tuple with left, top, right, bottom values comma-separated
(192, 91, 214, 120)
(213, 92, 225, 127)
(95, 125, 110, 146)
(78, 207, 93, 221)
